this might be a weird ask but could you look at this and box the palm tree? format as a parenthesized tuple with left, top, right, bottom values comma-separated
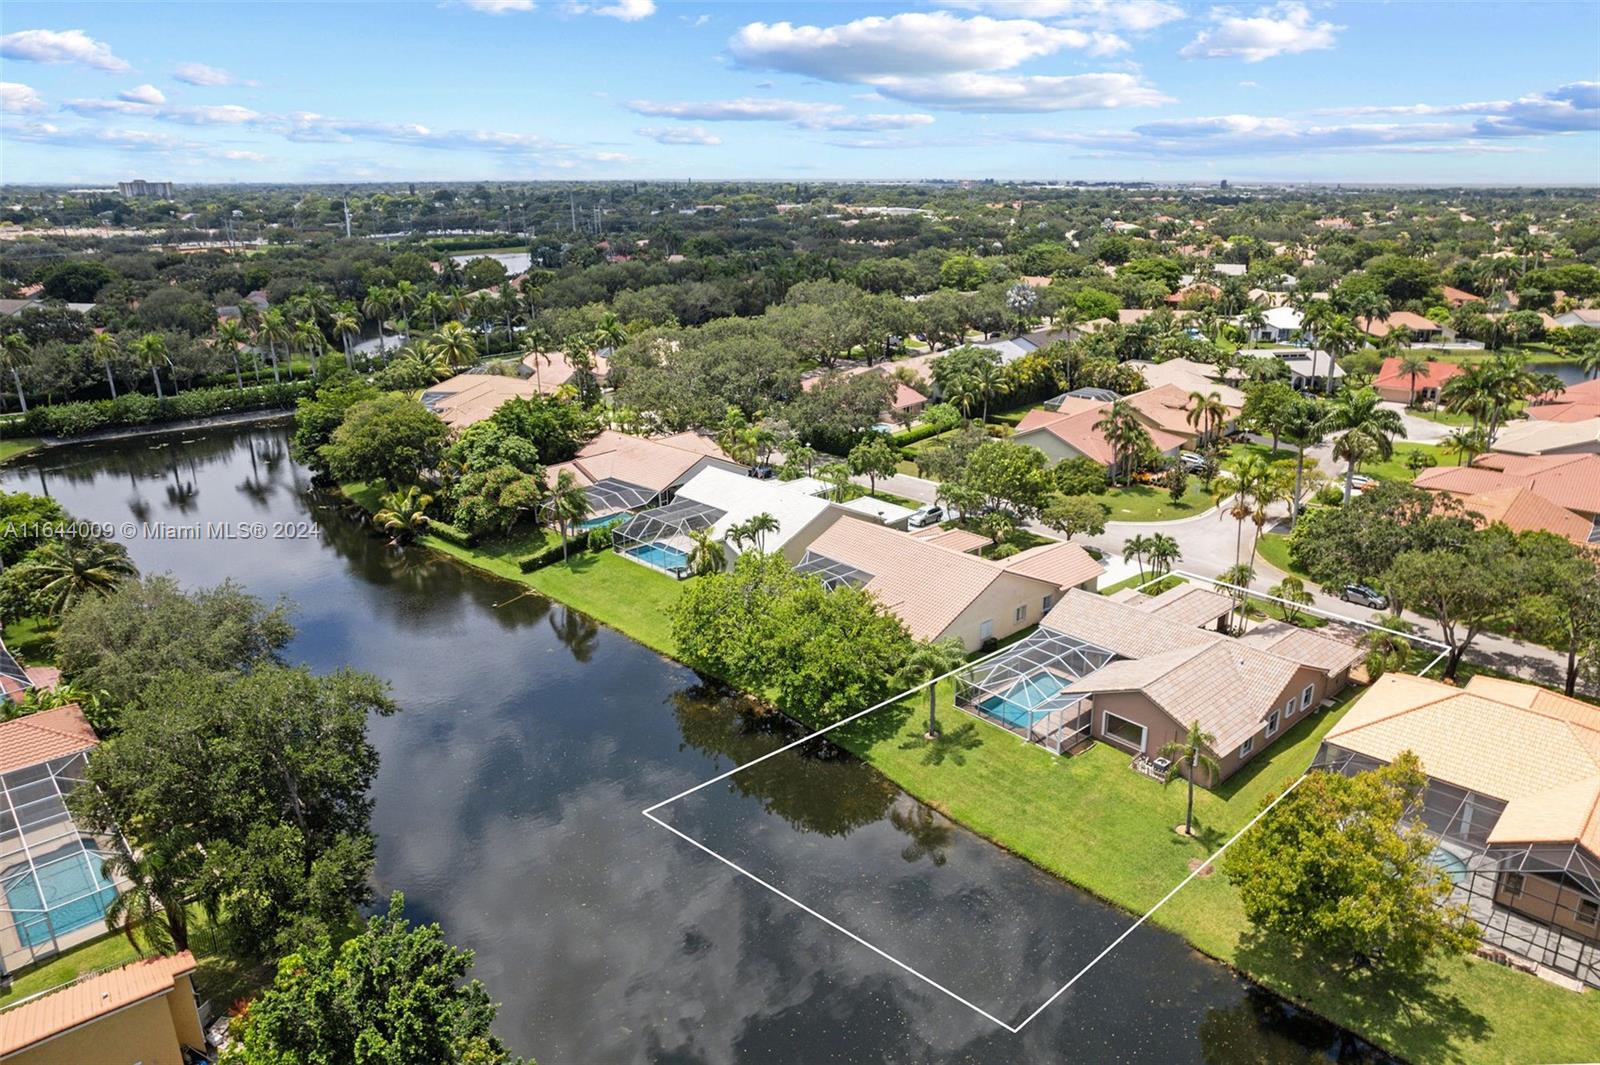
(130, 333, 169, 399)
(362, 287, 394, 357)
(1246, 463, 1292, 570)
(293, 320, 326, 378)
(1186, 390, 1228, 446)
(257, 309, 292, 383)
(100, 842, 190, 955)
(596, 311, 626, 352)
(1316, 315, 1362, 395)
(685, 528, 724, 576)
(373, 486, 433, 543)
(971, 358, 1006, 423)
(1325, 388, 1405, 501)
(819, 462, 853, 502)
(1279, 396, 1325, 524)
(90, 331, 120, 398)
(1442, 426, 1487, 467)
(0, 332, 29, 412)
(419, 290, 450, 329)
(1218, 562, 1256, 633)
(215, 319, 248, 389)
(1396, 349, 1431, 407)
(899, 637, 968, 738)
(391, 279, 420, 325)
(1578, 343, 1600, 380)
(548, 470, 590, 561)
(943, 374, 981, 423)
(1211, 454, 1269, 567)
(1159, 720, 1221, 837)
(31, 538, 138, 617)
(431, 321, 478, 370)
(1269, 576, 1314, 624)
(1095, 400, 1152, 486)
(743, 512, 780, 554)
(1361, 625, 1413, 680)
(1123, 533, 1152, 583)
(1146, 533, 1181, 578)
(331, 306, 360, 369)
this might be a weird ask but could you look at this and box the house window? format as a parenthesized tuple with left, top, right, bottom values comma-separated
(979, 619, 994, 641)
(1015, 604, 1027, 623)
(1301, 684, 1315, 710)
(1284, 697, 1296, 719)
(1101, 711, 1147, 753)
(1266, 711, 1280, 737)
(1240, 736, 1254, 757)
(1580, 900, 1599, 927)
(1042, 594, 1053, 612)
(1504, 872, 1525, 898)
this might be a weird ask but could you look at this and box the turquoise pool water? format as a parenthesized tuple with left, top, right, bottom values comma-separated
(625, 542, 690, 572)
(1, 850, 119, 948)
(1429, 845, 1468, 887)
(580, 513, 624, 530)
(978, 673, 1068, 729)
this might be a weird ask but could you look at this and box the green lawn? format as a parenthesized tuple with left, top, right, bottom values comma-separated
(832, 688, 1600, 1064)
(1098, 573, 1185, 597)
(1356, 442, 1444, 484)
(1101, 480, 1215, 522)
(0, 438, 42, 464)
(1253, 532, 1306, 580)
(3, 615, 57, 665)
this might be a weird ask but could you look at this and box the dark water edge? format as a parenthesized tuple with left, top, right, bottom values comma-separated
(2, 425, 1397, 1065)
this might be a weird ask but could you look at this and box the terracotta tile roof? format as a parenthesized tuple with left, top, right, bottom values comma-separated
(520, 350, 609, 394)
(1362, 310, 1440, 337)
(1527, 378, 1600, 424)
(1445, 485, 1594, 543)
(1126, 383, 1235, 438)
(1125, 358, 1246, 407)
(907, 526, 988, 554)
(0, 705, 96, 774)
(422, 373, 540, 430)
(997, 541, 1104, 590)
(1441, 285, 1483, 306)
(1373, 356, 1463, 392)
(0, 952, 196, 1056)
(1236, 621, 1365, 675)
(1014, 400, 1188, 466)
(1136, 583, 1233, 627)
(1326, 673, 1600, 853)
(546, 431, 740, 494)
(1415, 454, 1600, 518)
(1041, 588, 1218, 660)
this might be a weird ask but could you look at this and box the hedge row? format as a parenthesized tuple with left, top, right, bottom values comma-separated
(888, 422, 947, 448)
(427, 520, 474, 548)
(2, 382, 312, 439)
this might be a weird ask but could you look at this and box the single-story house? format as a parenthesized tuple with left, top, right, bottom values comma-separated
(545, 430, 745, 527)
(1441, 285, 1484, 308)
(1372, 355, 1465, 404)
(1316, 673, 1600, 988)
(1012, 396, 1187, 471)
(796, 516, 1102, 651)
(0, 952, 207, 1065)
(0, 705, 128, 977)
(611, 465, 847, 574)
(1125, 358, 1246, 408)
(421, 373, 541, 430)
(1528, 377, 1600, 424)
(1267, 348, 1345, 392)
(957, 588, 1362, 777)
(908, 525, 989, 554)
(1246, 305, 1304, 344)
(800, 366, 928, 420)
(521, 349, 610, 396)
(1491, 417, 1600, 458)
(1362, 310, 1446, 344)
(1554, 308, 1600, 329)
(1125, 383, 1240, 446)
(1414, 453, 1600, 540)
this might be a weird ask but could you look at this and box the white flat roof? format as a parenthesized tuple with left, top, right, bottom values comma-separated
(840, 496, 917, 524)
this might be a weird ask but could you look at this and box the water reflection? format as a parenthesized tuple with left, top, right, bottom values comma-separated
(0, 425, 1397, 1064)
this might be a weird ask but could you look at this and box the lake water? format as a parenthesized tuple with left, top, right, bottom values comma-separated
(451, 250, 532, 275)
(2, 425, 1391, 1064)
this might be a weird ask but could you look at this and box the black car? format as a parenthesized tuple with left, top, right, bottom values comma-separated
(1340, 584, 1388, 610)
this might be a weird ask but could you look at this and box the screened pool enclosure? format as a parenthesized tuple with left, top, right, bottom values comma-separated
(612, 497, 726, 577)
(0, 750, 129, 976)
(954, 629, 1116, 754)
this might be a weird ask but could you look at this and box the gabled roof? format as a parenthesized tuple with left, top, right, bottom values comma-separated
(1441, 285, 1483, 306)
(998, 541, 1104, 590)
(0, 704, 96, 774)
(1014, 399, 1189, 465)
(1137, 583, 1234, 627)
(547, 431, 740, 494)
(1236, 621, 1366, 675)
(0, 952, 197, 1056)
(1326, 673, 1600, 854)
(1491, 417, 1600, 456)
(1362, 310, 1440, 337)
(1415, 454, 1600, 518)
(1527, 377, 1600, 424)
(676, 466, 840, 553)
(1041, 588, 1218, 660)
(908, 525, 988, 554)
(1451, 485, 1594, 544)
(1373, 356, 1463, 392)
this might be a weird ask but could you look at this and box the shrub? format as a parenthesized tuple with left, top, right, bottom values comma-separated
(5, 383, 310, 439)
(517, 541, 571, 572)
(426, 520, 474, 548)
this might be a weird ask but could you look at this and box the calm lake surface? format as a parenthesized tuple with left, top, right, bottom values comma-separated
(3, 425, 1391, 1064)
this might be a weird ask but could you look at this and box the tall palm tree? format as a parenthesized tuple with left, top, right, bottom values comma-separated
(419, 290, 450, 329)
(257, 308, 292, 383)
(1186, 389, 1228, 446)
(971, 358, 1006, 423)
(293, 320, 326, 378)
(1123, 533, 1152, 583)
(548, 470, 591, 561)
(1396, 349, 1431, 407)
(31, 538, 138, 617)
(0, 332, 29, 412)
(215, 319, 248, 389)
(1442, 426, 1488, 467)
(331, 306, 360, 369)
(1316, 315, 1362, 395)
(100, 841, 191, 955)
(1279, 396, 1325, 524)
(391, 279, 420, 324)
(1159, 720, 1221, 837)
(685, 528, 724, 576)
(130, 333, 169, 399)
(1578, 343, 1600, 381)
(596, 311, 626, 352)
(90, 331, 120, 398)
(373, 485, 433, 544)
(362, 287, 394, 357)
(1095, 400, 1152, 486)
(898, 637, 968, 738)
(1325, 388, 1405, 501)
(1146, 532, 1181, 578)
(1218, 562, 1256, 633)
(431, 321, 478, 369)
(1211, 454, 1269, 567)
(743, 512, 780, 554)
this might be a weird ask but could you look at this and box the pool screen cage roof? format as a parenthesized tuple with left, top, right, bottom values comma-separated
(955, 630, 1117, 754)
(0, 640, 29, 694)
(1318, 744, 1600, 989)
(612, 498, 726, 553)
(795, 551, 873, 591)
(0, 751, 130, 976)
(575, 477, 660, 521)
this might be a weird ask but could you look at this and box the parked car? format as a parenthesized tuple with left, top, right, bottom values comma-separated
(1340, 584, 1388, 610)
(748, 464, 774, 480)
(1179, 451, 1207, 472)
(1350, 474, 1378, 491)
(907, 505, 944, 529)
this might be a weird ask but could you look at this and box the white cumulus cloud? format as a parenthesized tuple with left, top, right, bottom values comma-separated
(462, 0, 537, 11)
(0, 28, 130, 72)
(637, 125, 722, 145)
(119, 83, 167, 105)
(871, 72, 1172, 112)
(1180, 2, 1340, 62)
(0, 82, 46, 114)
(173, 61, 243, 86)
(938, 0, 1184, 33)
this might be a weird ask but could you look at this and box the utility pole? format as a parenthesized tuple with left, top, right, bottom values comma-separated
(569, 191, 577, 232)
(342, 194, 352, 239)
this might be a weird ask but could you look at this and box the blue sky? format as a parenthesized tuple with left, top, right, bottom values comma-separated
(2, 1, 1597, 184)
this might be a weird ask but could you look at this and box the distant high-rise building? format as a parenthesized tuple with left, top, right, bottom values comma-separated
(1219, 179, 1230, 189)
(117, 179, 174, 199)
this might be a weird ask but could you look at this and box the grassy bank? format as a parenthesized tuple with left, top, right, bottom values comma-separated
(339, 484, 1600, 1063)
(0, 438, 42, 464)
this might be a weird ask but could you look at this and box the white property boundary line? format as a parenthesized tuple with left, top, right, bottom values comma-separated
(641, 570, 1447, 1032)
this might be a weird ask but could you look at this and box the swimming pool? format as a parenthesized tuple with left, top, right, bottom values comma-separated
(1429, 845, 1469, 887)
(625, 542, 691, 572)
(978, 672, 1068, 729)
(580, 513, 625, 530)
(1, 848, 119, 948)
